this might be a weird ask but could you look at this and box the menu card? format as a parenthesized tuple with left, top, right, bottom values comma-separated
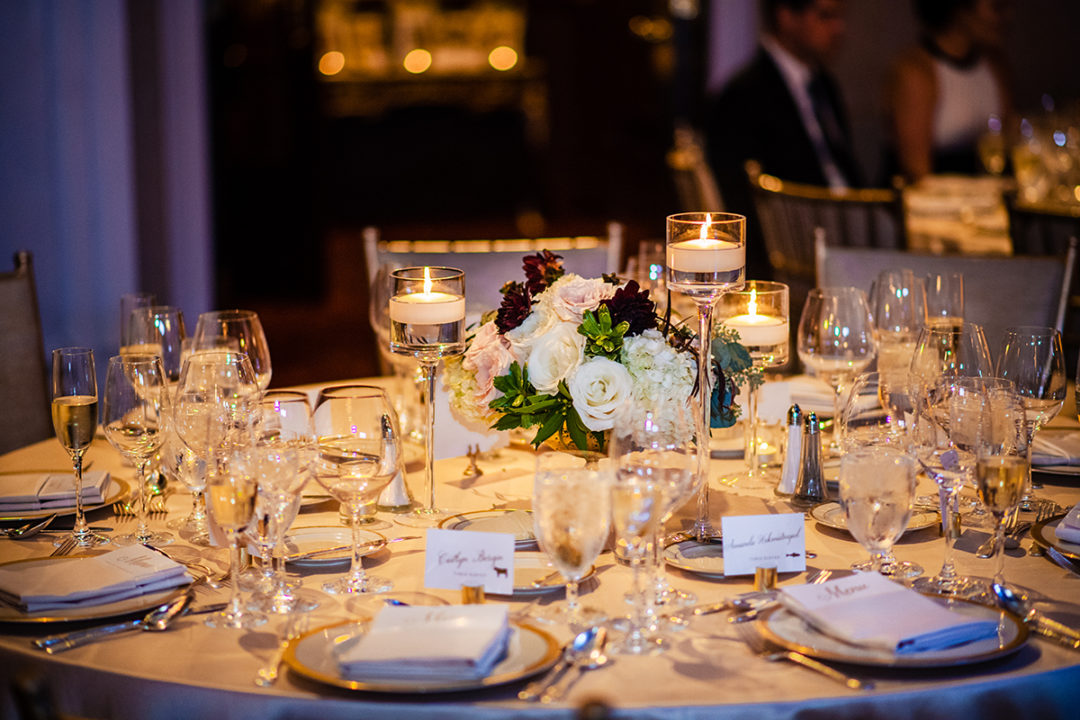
(0, 544, 190, 612)
(780, 573, 998, 654)
(335, 604, 511, 681)
(0, 471, 112, 513)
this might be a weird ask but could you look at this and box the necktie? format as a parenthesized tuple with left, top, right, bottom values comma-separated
(808, 73, 854, 185)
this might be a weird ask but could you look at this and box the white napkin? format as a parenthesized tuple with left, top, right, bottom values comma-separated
(780, 573, 998, 654)
(0, 471, 112, 512)
(758, 375, 835, 424)
(335, 604, 511, 681)
(1054, 503, 1080, 545)
(1031, 430, 1080, 467)
(0, 544, 191, 612)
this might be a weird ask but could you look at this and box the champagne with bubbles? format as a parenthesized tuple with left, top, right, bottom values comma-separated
(975, 455, 1027, 514)
(52, 396, 98, 453)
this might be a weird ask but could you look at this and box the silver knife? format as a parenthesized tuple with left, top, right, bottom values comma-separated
(1045, 545, 1080, 577)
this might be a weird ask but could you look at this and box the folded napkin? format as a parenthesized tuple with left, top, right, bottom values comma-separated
(335, 604, 511, 682)
(1031, 431, 1080, 467)
(0, 544, 191, 613)
(780, 573, 998, 654)
(1054, 503, 1080, 545)
(0, 471, 112, 512)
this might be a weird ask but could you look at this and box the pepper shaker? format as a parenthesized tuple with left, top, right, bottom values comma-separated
(790, 411, 826, 509)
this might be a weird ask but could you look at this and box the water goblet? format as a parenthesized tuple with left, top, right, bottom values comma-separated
(193, 309, 272, 391)
(532, 451, 613, 630)
(162, 431, 210, 545)
(666, 212, 746, 540)
(50, 348, 106, 549)
(611, 469, 663, 655)
(313, 385, 397, 595)
(103, 354, 172, 547)
(125, 305, 187, 382)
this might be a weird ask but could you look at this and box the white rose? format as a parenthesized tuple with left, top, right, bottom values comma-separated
(545, 274, 617, 323)
(567, 357, 632, 431)
(505, 303, 556, 366)
(526, 322, 584, 394)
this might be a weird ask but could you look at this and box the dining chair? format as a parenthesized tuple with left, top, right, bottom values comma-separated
(362, 223, 624, 319)
(1005, 193, 1080, 256)
(815, 241, 1077, 354)
(666, 123, 724, 212)
(0, 251, 52, 455)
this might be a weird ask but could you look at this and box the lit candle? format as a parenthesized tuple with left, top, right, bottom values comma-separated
(388, 268, 466, 324)
(667, 220, 745, 273)
(722, 290, 788, 346)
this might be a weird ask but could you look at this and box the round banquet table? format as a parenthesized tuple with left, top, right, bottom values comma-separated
(1, 392, 1080, 720)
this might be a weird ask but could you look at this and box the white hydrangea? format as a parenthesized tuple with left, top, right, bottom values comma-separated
(621, 329, 695, 407)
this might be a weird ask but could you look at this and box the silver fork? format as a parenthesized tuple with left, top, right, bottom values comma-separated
(733, 620, 874, 690)
(255, 612, 307, 687)
(49, 535, 77, 557)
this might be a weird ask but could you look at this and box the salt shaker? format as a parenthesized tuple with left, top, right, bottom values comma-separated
(376, 413, 413, 511)
(790, 411, 826, 509)
(775, 404, 802, 497)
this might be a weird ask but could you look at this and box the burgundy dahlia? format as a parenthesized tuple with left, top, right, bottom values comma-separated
(522, 250, 564, 296)
(495, 281, 531, 333)
(602, 280, 657, 336)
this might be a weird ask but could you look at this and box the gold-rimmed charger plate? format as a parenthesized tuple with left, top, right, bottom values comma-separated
(0, 555, 191, 624)
(1031, 514, 1080, 561)
(488, 551, 595, 597)
(664, 538, 725, 578)
(438, 509, 536, 548)
(759, 595, 1028, 668)
(809, 501, 939, 536)
(283, 620, 559, 693)
(0, 476, 131, 523)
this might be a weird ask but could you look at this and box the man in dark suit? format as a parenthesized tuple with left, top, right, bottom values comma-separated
(705, 0, 860, 278)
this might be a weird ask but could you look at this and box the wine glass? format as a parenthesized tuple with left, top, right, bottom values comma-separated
(924, 271, 964, 328)
(838, 444, 918, 576)
(50, 348, 106, 548)
(972, 383, 1029, 592)
(312, 385, 397, 595)
(119, 292, 155, 351)
(996, 326, 1066, 507)
(161, 432, 210, 545)
(125, 305, 187, 382)
(870, 269, 925, 388)
(611, 467, 663, 655)
(532, 450, 613, 629)
(193, 310, 272, 391)
(797, 287, 877, 446)
(388, 266, 466, 525)
(666, 212, 746, 540)
(717, 280, 789, 488)
(204, 445, 266, 629)
(103, 354, 172, 547)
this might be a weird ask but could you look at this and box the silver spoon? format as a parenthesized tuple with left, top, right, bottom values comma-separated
(992, 582, 1080, 650)
(539, 626, 610, 703)
(0, 513, 57, 539)
(34, 592, 194, 654)
(518, 625, 600, 701)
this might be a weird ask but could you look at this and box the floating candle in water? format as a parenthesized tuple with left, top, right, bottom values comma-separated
(388, 267, 466, 324)
(667, 219, 745, 273)
(722, 289, 788, 346)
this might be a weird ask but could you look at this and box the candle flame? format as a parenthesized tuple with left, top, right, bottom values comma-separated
(423, 267, 432, 294)
(699, 215, 712, 241)
(747, 288, 758, 317)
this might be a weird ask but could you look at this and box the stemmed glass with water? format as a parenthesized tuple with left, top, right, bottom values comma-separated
(193, 310, 272, 392)
(838, 444, 918, 577)
(50, 348, 106, 549)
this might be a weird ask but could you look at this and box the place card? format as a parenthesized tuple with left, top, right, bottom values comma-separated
(720, 513, 806, 576)
(424, 528, 514, 595)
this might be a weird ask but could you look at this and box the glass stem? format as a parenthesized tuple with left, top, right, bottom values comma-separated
(191, 490, 206, 522)
(651, 526, 668, 606)
(71, 450, 89, 540)
(992, 513, 1007, 587)
(135, 458, 152, 543)
(936, 484, 961, 584)
(227, 534, 244, 620)
(628, 546, 647, 650)
(746, 379, 760, 476)
(348, 504, 368, 589)
(693, 299, 716, 541)
(420, 359, 438, 514)
(565, 579, 581, 626)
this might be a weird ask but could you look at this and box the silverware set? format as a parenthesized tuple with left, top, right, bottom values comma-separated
(112, 500, 169, 518)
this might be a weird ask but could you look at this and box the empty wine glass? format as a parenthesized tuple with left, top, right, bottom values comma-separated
(205, 445, 266, 629)
(50, 348, 106, 548)
(924, 271, 964, 328)
(532, 450, 613, 630)
(870, 269, 925, 387)
(312, 385, 397, 595)
(797, 287, 877, 445)
(103, 354, 171, 547)
(838, 445, 918, 576)
(125, 305, 187, 382)
(119, 292, 155, 351)
(193, 309, 272, 391)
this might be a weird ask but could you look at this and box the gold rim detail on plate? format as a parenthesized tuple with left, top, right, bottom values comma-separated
(0, 476, 132, 522)
(0, 555, 192, 624)
(758, 594, 1028, 668)
(282, 619, 560, 693)
(663, 539, 725, 578)
(809, 501, 939, 535)
(438, 509, 536, 545)
(1031, 514, 1079, 561)
(274, 526, 387, 565)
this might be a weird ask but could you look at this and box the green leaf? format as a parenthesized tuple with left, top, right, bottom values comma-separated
(566, 407, 589, 451)
(532, 411, 565, 447)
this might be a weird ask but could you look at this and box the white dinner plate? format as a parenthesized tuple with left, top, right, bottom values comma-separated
(759, 596, 1028, 668)
(664, 539, 725, 578)
(283, 620, 559, 693)
(0, 555, 190, 624)
(0, 476, 131, 522)
(439, 509, 536, 548)
(1031, 515, 1080, 562)
(487, 551, 594, 597)
(809, 502, 939, 536)
(260, 526, 386, 567)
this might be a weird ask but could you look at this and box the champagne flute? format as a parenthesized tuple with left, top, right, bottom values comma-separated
(532, 451, 612, 629)
(870, 269, 925, 389)
(50, 348, 106, 548)
(193, 309, 272, 391)
(666, 212, 746, 540)
(313, 385, 397, 595)
(388, 266, 466, 525)
(973, 384, 1029, 592)
(996, 326, 1066, 506)
(838, 445, 918, 576)
(204, 446, 266, 629)
(103, 354, 172, 547)
(797, 287, 877, 446)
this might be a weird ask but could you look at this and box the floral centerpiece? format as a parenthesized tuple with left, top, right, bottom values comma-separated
(444, 251, 759, 454)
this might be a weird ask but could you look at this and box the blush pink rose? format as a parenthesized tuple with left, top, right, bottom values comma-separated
(545, 275, 617, 323)
(463, 321, 514, 405)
